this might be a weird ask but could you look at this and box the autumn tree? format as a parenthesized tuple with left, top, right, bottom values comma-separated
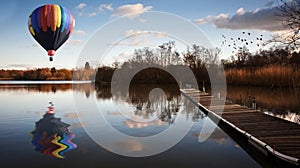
(0, 70, 9, 78)
(51, 67, 56, 77)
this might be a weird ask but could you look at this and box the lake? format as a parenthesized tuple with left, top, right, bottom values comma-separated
(226, 86, 300, 124)
(2, 82, 297, 167)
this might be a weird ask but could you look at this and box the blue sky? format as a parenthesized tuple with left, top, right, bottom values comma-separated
(0, 0, 287, 69)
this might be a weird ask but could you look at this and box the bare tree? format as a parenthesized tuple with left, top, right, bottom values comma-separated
(144, 47, 155, 65)
(172, 51, 181, 65)
(206, 47, 221, 65)
(112, 60, 120, 69)
(236, 46, 251, 67)
(158, 41, 176, 66)
(183, 47, 196, 68)
(270, 0, 300, 48)
(158, 44, 167, 66)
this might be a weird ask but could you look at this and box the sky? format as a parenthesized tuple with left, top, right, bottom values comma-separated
(0, 0, 289, 69)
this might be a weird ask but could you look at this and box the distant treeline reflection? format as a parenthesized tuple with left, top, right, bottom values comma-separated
(96, 84, 204, 122)
(0, 84, 94, 94)
(96, 84, 180, 101)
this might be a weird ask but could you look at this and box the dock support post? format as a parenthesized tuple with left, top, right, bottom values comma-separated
(252, 97, 256, 110)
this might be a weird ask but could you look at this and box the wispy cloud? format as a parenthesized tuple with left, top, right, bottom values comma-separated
(110, 52, 133, 63)
(66, 39, 84, 46)
(124, 29, 166, 38)
(74, 30, 87, 36)
(86, 4, 114, 17)
(115, 139, 143, 152)
(124, 119, 165, 128)
(117, 51, 132, 59)
(78, 3, 150, 18)
(111, 29, 166, 47)
(76, 3, 87, 16)
(76, 3, 87, 9)
(99, 4, 114, 12)
(0, 64, 34, 70)
(112, 3, 152, 19)
(194, 5, 288, 32)
(88, 12, 97, 17)
(115, 36, 152, 47)
(63, 113, 83, 119)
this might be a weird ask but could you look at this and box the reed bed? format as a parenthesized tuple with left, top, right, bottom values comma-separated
(225, 65, 300, 88)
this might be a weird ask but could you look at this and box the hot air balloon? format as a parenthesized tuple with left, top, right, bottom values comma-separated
(30, 102, 77, 159)
(28, 4, 75, 61)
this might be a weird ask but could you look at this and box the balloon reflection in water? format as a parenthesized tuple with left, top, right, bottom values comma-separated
(30, 102, 77, 159)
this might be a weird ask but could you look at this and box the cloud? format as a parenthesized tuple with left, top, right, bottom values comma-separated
(63, 113, 83, 119)
(112, 3, 152, 19)
(111, 29, 166, 47)
(76, 3, 87, 16)
(124, 29, 166, 38)
(194, 5, 288, 32)
(99, 4, 113, 12)
(76, 3, 114, 17)
(236, 7, 245, 15)
(74, 30, 87, 36)
(70, 122, 84, 129)
(66, 39, 84, 46)
(115, 139, 143, 152)
(124, 119, 165, 128)
(111, 51, 134, 63)
(110, 29, 167, 47)
(76, 3, 87, 9)
(84, 4, 114, 17)
(88, 12, 97, 17)
(116, 51, 132, 59)
(0, 64, 34, 70)
(115, 37, 152, 47)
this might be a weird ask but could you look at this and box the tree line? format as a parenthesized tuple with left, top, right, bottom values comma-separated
(95, 39, 300, 88)
(95, 41, 221, 86)
(0, 66, 95, 81)
(223, 46, 300, 88)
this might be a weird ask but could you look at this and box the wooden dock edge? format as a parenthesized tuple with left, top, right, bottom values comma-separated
(180, 89, 300, 167)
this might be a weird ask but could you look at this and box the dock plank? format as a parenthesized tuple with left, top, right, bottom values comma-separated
(180, 88, 300, 166)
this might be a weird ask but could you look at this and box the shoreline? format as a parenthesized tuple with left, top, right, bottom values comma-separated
(0, 80, 92, 84)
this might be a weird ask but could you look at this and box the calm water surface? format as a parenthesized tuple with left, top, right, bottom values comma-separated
(0, 83, 263, 168)
(226, 86, 300, 124)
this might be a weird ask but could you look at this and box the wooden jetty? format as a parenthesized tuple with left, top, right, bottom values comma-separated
(180, 88, 300, 167)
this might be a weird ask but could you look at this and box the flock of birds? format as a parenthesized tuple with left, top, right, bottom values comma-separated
(221, 32, 264, 53)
